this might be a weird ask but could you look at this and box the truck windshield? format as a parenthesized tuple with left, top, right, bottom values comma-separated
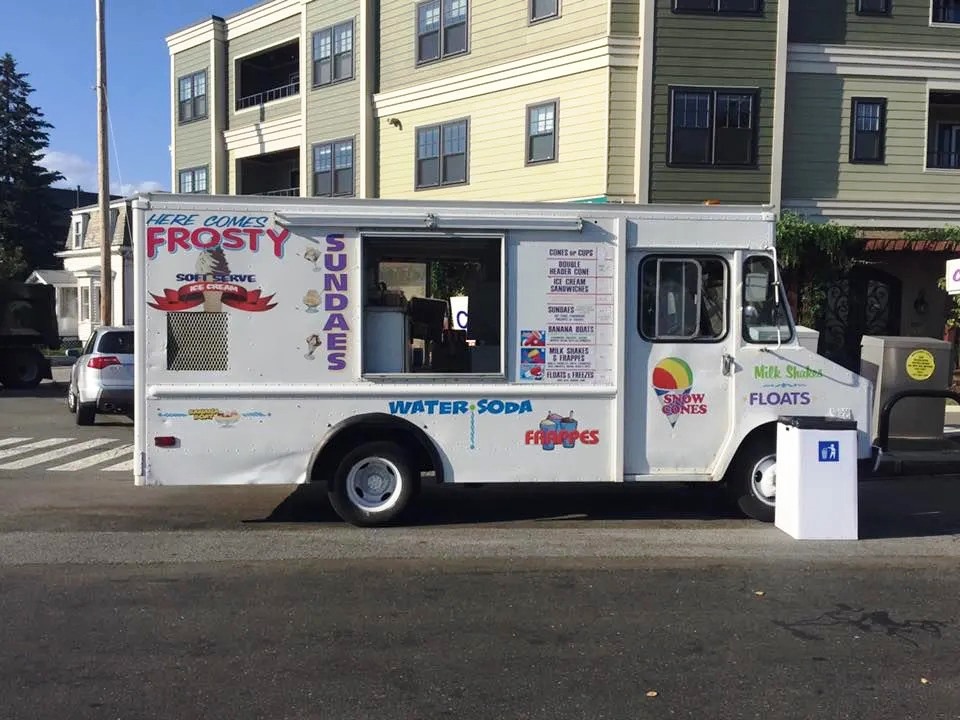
(742, 256, 793, 344)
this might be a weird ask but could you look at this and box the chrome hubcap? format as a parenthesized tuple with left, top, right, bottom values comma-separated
(345, 457, 402, 513)
(751, 455, 777, 507)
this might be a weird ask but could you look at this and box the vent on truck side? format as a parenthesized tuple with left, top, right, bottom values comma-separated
(166, 312, 229, 371)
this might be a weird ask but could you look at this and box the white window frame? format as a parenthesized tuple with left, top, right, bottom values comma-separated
(178, 166, 208, 194)
(71, 216, 85, 249)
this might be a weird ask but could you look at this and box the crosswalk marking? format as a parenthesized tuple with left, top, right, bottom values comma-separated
(50, 444, 133, 471)
(0, 438, 30, 449)
(103, 457, 134, 472)
(0, 438, 74, 461)
(0, 437, 133, 473)
(0, 438, 117, 470)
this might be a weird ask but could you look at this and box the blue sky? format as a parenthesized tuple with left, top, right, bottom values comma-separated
(2, 0, 253, 195)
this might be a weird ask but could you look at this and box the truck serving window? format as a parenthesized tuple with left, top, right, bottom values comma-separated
(639, 256, 727, 342)
(362, 235, 502, 376)
(742, 255, 793, 344)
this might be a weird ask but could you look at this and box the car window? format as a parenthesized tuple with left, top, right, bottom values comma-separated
(80, 334, 96, 356)
(96, 331, 134, 354)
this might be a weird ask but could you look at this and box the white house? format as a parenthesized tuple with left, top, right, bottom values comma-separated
(37, 198, 134, 342)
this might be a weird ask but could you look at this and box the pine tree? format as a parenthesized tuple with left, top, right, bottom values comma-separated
(0, 53, 64, 279)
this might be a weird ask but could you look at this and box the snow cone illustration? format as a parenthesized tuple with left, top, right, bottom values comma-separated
(651, 357, 694, 428)
(195, 247, 230, 312)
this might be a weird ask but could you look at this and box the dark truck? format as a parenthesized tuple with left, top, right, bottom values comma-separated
(0, 281, 60, 389)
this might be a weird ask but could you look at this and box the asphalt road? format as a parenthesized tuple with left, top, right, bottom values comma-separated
(1, 377, 959, 719)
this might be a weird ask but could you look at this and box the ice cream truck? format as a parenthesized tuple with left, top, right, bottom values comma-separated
(132, 194, 875, 526)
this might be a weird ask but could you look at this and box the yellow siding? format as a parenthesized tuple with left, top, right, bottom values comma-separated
(378, 68, 608, 200)
(228, 16, 302, 130)
(379, 0, 609, 93)
(304, 1, 363, 195)
(607, 66, 637, 200)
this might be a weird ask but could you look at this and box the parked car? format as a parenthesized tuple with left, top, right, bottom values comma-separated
(65, 326, 134, 425)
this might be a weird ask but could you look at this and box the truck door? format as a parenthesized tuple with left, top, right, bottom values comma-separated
(624, 252, 734, 476)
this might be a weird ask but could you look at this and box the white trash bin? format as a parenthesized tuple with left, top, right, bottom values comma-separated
(775, 416, 859, 540)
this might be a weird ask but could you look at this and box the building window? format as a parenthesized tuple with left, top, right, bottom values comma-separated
(530, 0, 559, 22)
(416, 119, 468, 188)
(71, 216, 84, 249)
(313, 139, 354, 196)
(80, 282, 102, 325)
(178, 166, 208, 194)
(526, 102, 557, 164)
(416, 0, 468, 64)
(672, 0, 761, 14)
(177, 71, 207, 123)
(668, 87, 758, 167)
(639, 256, 728, 342)
(933, 0, 960, 23)
(313, 21, 354, 87)
(857, 0, 891, 14)
(850, 98, 886, 163)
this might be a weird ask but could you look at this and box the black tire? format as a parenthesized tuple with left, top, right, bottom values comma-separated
(0, 350, 43, 389)
(725, 432, 777, 523)
(75, 401, 96, 426)
(66, 388, 77, 413)
(328, 441, 417, 527)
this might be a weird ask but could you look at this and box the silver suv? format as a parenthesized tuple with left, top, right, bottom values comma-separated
(65, 326, 134, 426)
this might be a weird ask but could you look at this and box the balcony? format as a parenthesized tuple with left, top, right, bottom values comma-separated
(237, 148, 300, 196)
(235, 40, 299, 111)
(926, 91, 960, 171)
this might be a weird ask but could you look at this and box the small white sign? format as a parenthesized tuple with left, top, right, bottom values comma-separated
(450, 295, 469, 330)
(946, 258, 960, 295)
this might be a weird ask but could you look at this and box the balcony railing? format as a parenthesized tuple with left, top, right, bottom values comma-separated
(927, 151, 960, 170)
(256, 187, 300, 197)
(236, 81, 300, 111)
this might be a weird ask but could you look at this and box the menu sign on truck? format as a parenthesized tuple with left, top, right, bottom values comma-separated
(518, 241, 615, 386)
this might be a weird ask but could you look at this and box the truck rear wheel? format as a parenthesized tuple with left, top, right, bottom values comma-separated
(0, 349, 44, 389)
(328, 441, 417, 527)
(726, 435, 776, 523)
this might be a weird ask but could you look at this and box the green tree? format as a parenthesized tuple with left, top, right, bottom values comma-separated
(0, 53, 63, 279)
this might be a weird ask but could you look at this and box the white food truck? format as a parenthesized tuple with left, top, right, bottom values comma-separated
(132, 194, 873, 526)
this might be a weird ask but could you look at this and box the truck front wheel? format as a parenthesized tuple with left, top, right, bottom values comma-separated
(726, 436, 777, 523)
(328, 441, 417, 527)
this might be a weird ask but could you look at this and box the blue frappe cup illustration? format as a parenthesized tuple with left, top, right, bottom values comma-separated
(540, 412, 562, 451)
(559, 411, 578, 449)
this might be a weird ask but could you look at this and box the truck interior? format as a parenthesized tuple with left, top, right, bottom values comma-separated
(361, 235, 502, 375)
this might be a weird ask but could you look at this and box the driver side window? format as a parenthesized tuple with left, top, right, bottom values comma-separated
(639, 255, 727, 342)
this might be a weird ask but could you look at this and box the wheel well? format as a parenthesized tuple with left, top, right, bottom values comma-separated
(722, 421, 777, 482)
(307, 413, 444, 489)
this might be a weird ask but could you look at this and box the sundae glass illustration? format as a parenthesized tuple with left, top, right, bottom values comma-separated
(304, 247, 321, 272)
(305, 334, 321, 360)
(213, 410, 240, 428)
(303, 289, 321, 313)
(539, 411, 563, 451)
(195, 247, 230, 312)
(651, 357, 694, 428)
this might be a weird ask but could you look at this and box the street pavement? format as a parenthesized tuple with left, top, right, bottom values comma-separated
(1, 375, 959, 718)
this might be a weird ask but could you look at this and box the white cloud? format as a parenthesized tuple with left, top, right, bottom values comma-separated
(42, 150, 167, 197)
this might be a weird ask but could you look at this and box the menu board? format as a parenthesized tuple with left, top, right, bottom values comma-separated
(517, 241, 616, 386)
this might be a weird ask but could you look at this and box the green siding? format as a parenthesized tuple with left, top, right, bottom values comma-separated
(791, 0, 960, 48)
(228, 16, 301, 130)
(648, 0, 777, 204)
(787, 0, 845, 43)
(305, 2, 363, 196)
(783, 74, 960, 203)
(845, 0, 960, 48)
(610, 0, 640, 35)
(173, 43, 212, 178)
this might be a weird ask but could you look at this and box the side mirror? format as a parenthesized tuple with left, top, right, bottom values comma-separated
(65, 348, 81, 358)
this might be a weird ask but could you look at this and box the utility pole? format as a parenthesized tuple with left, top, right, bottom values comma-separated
(96, 0, 112, 327)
